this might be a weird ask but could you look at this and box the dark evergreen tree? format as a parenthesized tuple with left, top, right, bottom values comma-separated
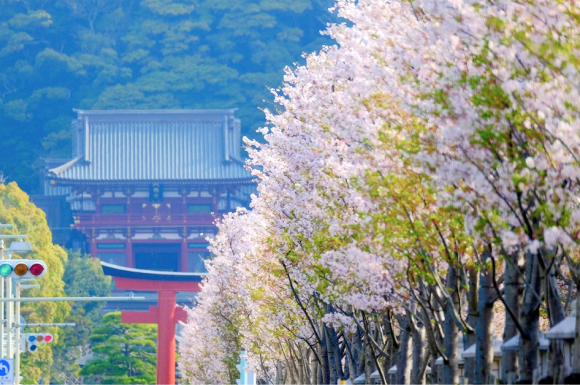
(80, 312, 157, 384)
(49, 250, 113, 384)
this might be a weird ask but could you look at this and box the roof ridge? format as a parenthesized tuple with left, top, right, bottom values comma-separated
(48, 155, 84, 175)
(73, 108, 238, 115)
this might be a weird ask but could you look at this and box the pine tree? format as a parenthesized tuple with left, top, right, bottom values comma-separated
(80, 312, 157, 384)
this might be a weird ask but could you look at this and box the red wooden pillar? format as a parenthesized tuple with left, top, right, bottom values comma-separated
(126, 241, 134, 268)
(180, 241, 188, 272)
(158, 290, 177, 384)
(90, 240, 97, 257)
(109, 273, 200, 385)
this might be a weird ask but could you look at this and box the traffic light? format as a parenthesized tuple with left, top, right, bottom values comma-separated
(0, 260, 46, 279)
(26, 333, 53, 352)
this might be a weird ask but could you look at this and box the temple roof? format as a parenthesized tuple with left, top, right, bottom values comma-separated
(48, 109, 254, 185)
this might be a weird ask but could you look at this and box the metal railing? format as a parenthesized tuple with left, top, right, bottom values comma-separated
(74, 212, 216, 224)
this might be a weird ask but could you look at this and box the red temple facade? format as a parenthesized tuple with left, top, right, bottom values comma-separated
(30, 109, 254, 384)
(38, 109, 255, 273)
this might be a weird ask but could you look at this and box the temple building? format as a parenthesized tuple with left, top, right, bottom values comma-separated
(33, 109, 255, 273)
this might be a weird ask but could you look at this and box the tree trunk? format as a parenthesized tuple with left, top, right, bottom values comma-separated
(342, 335, 355, 383)
(502, 252, 524, 383)
(395, 315, 412, 385)
(518, 251, 542, 383)
(371, 317, 388, 385)
(364, 340, 375, 384)
(474, 260, 495, 384)
(311, 350, 317, 385)
(321, 321, 330, 385)
(325, 325, 338, 384)
(442, 266, 460, 385)
(355, 328, 365, 379)
(275, 361, 283, 384)
(303, 347, 311, 385)
(422, 285, 444, 385)
(317, 349, 323, 385)
(464, 265, 479, 383)
(380, 312, 395, 382)
(347, 340, 356, 384)
(410, 314, 428, 385)
(299, 346, 306, 384)
(545, 259, 566, 382)
(422, 305, 441, 385)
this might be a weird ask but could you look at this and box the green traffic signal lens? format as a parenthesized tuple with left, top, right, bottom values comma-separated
(0, 264, 12, 277)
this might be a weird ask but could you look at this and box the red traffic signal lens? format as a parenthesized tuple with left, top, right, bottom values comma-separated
(44, 335, 52, 342)
(30, 263, 44, 276)
(14, 263, 28, 276)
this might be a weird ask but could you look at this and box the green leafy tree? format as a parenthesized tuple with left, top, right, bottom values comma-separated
(0, 182, 70, 383)
(80, 312, 157, 384)
(50, 250, 113, 384)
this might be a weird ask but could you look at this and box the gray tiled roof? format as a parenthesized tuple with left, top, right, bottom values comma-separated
(48, 109, 253, 184)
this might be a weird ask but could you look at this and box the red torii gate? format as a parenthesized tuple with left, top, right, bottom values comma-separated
(100, 261, 202, 385)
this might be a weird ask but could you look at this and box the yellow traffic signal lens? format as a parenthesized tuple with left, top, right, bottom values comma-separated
(14, 263, 28, 276)
(36, 335, 43, 341)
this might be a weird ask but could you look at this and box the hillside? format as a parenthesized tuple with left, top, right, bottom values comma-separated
(0, 0, 335, 193)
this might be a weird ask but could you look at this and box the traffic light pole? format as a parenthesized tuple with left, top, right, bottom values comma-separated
(0, 226, 146, 384)
(11, 285, 74, 385)
(15, 282, 20, 385)
(6, 278, 13, 359)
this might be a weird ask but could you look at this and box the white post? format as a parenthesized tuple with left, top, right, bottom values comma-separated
(15, 281, 20, 385)
(6, 277, 13, 358)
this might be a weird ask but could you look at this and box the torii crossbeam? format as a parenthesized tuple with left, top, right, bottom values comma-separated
(100, 262, 202, 385)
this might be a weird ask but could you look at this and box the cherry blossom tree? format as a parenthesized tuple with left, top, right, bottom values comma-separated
(180, 0, 580, 384)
